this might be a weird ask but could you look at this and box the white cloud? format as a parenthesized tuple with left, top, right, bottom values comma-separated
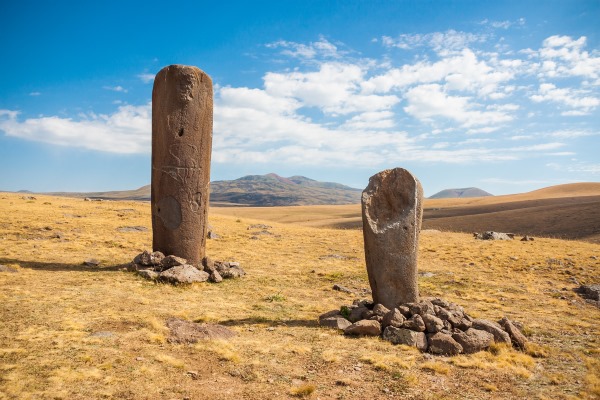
(0, 104, 150, 153)
(29, 92, 41, 96)
(381, 30, 487, 54)
(537, 35, 600, 82)
(103, 85, 128, 93)
(547, 129, 598, 138)
(403, 84, 512, 128)
(531, 83, 599, 114)
(137, 73, 155, 84)
(266, 37, 344, 60)
(479, 18, 526, 29)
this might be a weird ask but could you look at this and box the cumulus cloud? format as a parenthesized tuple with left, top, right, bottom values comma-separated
(531, 83, 599, 114)
(0, 104, 150, 153)
(266, 37, 345, 60)
(137, 73, 155, 84)
(103, 85, 128, 93)
(537, 35, 600, 82)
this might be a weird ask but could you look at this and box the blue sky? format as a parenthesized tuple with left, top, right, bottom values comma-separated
(1, 1, 598, 196)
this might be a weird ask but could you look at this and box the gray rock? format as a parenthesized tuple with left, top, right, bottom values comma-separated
(220, 265, 246, 279)
(348, 306, 369, 323)
(471, 319, 511, 345)
(430, 298, 450, 308)
(83, 258, 100, 267)
(344, 320, 381, 336)
(575, 284, 600, 301)
(422, 313, 444, 333)
(455, 317, 473, 331)
(117, 226, 148, 232)
(158, 264, 209, 284)
(138, 269, 159, 280)
(407, 300, 434, 316)
(427, 333, 463, 355)
(320, 317, 352, 331)
(134, 250, 164, 266)
(372, 303, 391, 317)
(383, 326, 427, 351)
(452, 329, 494, 354)
(520, 235, 534, 241)
(381, 309, 406, 329)
(474, 231, 514, 240)
(397, 305, 411, 317)
(160, 255, 187, 270)
(403, 314, 426, 332)
(209, 271, 223, 283)
(207, 231, 220, 239)
(362, 168, 423, 309)
(202, 256, 215, 273)
(333, 284, 354, 293)
(498, 317, 527, 350)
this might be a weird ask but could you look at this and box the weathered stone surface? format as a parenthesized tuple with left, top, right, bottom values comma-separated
(220, 265, 246, 279)
(498, 317, 527, 349)
(348, 306, 369, 323)
(407, 301, 434, 316)
(427, 333, 463, 355)
(455, 317, 473, 331)
(422, 313, 444, 333)
(397, 305, 411, 317)
(372, 303, 390, 317)
(134, 250, 164, 266)
(383, 326, 427, 351)
(158, 264, 209, 284)
(202, 256, 215, 273)
(474, 231, 514, 240)
(452, 329, 494, 354)
(320, 317, 352, 331)
(208, 271, 223, 283)
(472, 319, 511, 345)
(403, 314, 426, 332)
(160, 255, 187, 270)
(138, 269, 159, 280)
(382, 309, 406, 329)
(151, 65, 213, 266)
(575, 284, 600, 301)
(344, 320, 381, 336)
(362, 168, 423, 309)
(83, 258, 100, 267)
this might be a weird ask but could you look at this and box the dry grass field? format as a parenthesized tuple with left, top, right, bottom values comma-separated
(1, 192, 599, 399)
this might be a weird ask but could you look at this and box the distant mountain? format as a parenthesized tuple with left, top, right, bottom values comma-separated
(210, 173, 361, 206)
(43, 173, 362, 206)
(429, 187, 493, 199)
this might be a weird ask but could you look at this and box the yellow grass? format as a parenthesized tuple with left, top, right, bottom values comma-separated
(0, 192, 599, 399)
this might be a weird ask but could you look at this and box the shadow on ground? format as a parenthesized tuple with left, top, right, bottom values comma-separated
(0, 258, 126, 272)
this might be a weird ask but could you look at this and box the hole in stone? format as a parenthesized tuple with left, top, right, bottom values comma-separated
(178, 128, 184, 137)
(157, 207, 161, 213)
(403, 226, 408, 231)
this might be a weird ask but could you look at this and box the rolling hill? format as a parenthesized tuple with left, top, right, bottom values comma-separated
(44, 173, 362, 206)
(428, 187, 493, 199)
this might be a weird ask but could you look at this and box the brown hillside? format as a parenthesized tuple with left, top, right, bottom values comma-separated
(211, 183, 600, 243)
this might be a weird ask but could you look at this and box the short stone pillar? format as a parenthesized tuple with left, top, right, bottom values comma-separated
(151, 65, 213, 266)
(362, 168, 423, 309)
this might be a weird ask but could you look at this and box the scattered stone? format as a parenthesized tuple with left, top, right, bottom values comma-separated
(208, 271, 223, 283)
(117, 226, 148, 232)
(166, 318, 236, 343)
(0, 265, 18, 273)
(403, 314, 426, 332)
(452, 329, 494, 354)
(383, 326, 428, 351)
(407, 300, 434, 316)
(159, 265, 209, 284)
(51, 232, 65, 239)
(202, 256, 216, 273)
(381, 309, 406, 328)
(473, 231, 515, 240)
(521, 235, 534, 241)
(138, 269, 159, 280)
(372, 303, 390, 317)
(84, 197, 103, 202)
(427, 333, 463, 355)
(344, 320, 381, 336)
(186, 371, 199, 380)
(89, 331, 115, 338)
(207, 231, 220, 239)
(422, 313, 444, 333)
(320, 316, 352, 331)
(83, 258, 100, 267)
(498, 317, 527, 350)
(333, 284, 354, 293)
(134, 250, 165, 266)
(362, 168, 423, 308)
(161, 255, 187, 270)
(471, 319, 511, 345)
(348, 306, 369, 323)
(248, 224, 272, 230)
(574, 284, 600, 301)
(419, 271, 435, 278)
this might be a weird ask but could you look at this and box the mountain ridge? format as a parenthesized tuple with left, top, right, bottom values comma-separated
(428, 187, 493, 199)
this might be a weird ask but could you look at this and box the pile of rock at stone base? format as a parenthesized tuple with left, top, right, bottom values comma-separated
(127, 250, 245, 285)
(319, 297, 527, 355)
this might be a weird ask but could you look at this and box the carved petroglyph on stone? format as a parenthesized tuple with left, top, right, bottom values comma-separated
(151, 65, 213, 265)
(362, 168, 423, 309)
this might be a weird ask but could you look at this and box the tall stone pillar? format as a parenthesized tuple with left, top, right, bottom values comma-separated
(151, 65, 213, 266)
(362, 168, 423, 309)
